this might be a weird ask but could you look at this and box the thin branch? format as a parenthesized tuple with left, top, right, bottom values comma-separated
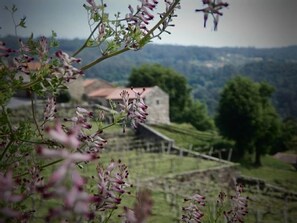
(81, 47, 130, 71)
(0, 140, 13, 161)
(14, 158, 64, 178)
(72, 22, 101, 57)
(142, 0, 180, 41)
(0, 105, 14, 161)
(80, 0, 180, 71)
(30, 92, 43, 140)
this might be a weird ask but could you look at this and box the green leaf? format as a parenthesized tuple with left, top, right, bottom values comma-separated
(12, 4, 17, 13)
(18, 16, 27, 28)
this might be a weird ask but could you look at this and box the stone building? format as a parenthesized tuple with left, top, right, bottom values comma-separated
(83, 79, 114, 95)
(86, 84, 170, 124)
(68, 76, 84, 101)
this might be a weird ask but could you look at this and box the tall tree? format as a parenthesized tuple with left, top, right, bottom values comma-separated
(215, 76, 281, 164)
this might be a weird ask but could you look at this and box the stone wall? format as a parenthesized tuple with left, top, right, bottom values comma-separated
(67, 77, 84, 101)
(145, 86, 170, 124)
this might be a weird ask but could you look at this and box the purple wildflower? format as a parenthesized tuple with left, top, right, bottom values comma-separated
(195, 0, 229, 31)
(182, 193, 205, 222)
(43, 96, 56, 121)
(93, 159, 131, 211)
(120, 189, 153, 223)
(224, 184, 249, 223)
(125, 0, 159, 33)
(119, 88, 148, 132)
(37, 36, 49, 61)
(0, 41, 15, 58)
(35, 160, 96, 221)
(44, 122, 81, 149)
(54, 50, 83, 83)
(0, 171, 23, 220)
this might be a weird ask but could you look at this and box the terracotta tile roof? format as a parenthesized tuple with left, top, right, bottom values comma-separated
(83, 78, 114, 88)
(83, 79, 96, 87)
(87, 85, 155, 99)
(88, 88, 116, 97)
(106, 87, 153, 100)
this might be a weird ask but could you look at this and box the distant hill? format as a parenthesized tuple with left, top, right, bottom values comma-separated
(1, 35, 297, 118)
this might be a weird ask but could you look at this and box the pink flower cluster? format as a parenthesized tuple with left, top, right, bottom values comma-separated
(64, 106, 93, 130)
(43, 96, 56, 121)
(36, 146, 97, 221)
(63, 106, 108, 154)
(0, 41, 15, 58)
(1, 37, 83, 86)
(54, 50, 83, 83)
(195, 0, 229, 30)
(44, 122, 81, 149)
(121, 189, 153, 223)
(1, 37, 49, 75)
(0, 171, 23, 221)
(93, 159, 131, 211)
(182, 194, 205, 222)
(21, 166, 44, 195)
(83, 130, 107, 154)
(126, 0, 159, 33)
(119, 88, 148, 131)
(224, 184, 249, 223)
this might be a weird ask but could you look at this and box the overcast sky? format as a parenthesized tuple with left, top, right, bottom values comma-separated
(0, 0, 296, 48)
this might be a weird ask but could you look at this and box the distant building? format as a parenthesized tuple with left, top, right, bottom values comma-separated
(83, 79, 114, 95)
(85, 80, 170, 124)
(67, 76, 84, 101)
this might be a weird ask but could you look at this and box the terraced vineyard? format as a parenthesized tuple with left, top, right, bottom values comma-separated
(41, 122, 297, 222)
(82, 123, 296, 223)
(79, 140, 232, 222)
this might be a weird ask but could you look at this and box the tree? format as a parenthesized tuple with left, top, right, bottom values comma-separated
(273, 117, 297, 154)
(216, 76, 281, 165)
(56, 90, 71, 103)
(183, 100, 214, 131)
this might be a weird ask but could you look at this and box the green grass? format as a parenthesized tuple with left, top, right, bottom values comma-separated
(81, 150, 221, 181)
(239, 155, 297, 191)
(149, 123, 220, 149)
(238, 155, 297, 222)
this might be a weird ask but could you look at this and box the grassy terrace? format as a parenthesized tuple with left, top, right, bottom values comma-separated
(82, 150, 221, 181)
(239, 155, 297, 191)
(149, 123, 224, 149)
